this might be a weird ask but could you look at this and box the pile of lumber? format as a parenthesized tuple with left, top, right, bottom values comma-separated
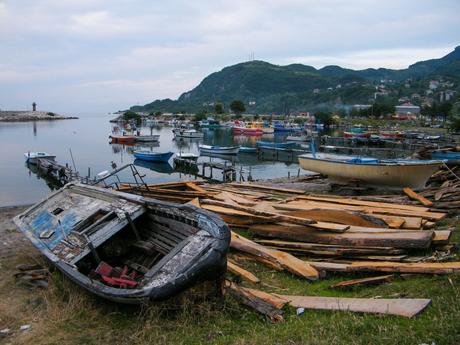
(117, 179, 460, 319)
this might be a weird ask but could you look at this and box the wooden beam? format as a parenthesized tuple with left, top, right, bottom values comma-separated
(403, 188, 433, 207)
(230, 232, 319, 280)
(330, 275, 395, 288)
(276, 294, 431, 318)
(227, 260, 260, 284)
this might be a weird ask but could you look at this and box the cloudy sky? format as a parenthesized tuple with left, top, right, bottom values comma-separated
(0, 0, 459, 114)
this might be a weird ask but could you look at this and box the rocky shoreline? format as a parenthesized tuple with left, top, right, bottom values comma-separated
(0, 111, 78, 122)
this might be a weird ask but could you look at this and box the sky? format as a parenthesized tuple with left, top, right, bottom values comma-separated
(0, 0, 459, 114)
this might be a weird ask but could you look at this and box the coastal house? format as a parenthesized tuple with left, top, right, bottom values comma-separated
(395, 102, 420, 119)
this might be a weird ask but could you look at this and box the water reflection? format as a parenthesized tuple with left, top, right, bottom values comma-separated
(133, 159, 174, 174)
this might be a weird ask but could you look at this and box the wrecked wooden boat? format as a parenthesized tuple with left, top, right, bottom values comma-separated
(14, 183, 230, 304)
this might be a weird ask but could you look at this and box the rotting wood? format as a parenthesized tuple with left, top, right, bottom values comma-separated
(229, 182, 307, 195)
(403, 187, 433, 207)
(304, 260, 460, 274)
(276, 294, 431, 318)
(231, 254, 284, 271)
(249, 224, 434, 249)
(225, 281, 285, 321)
(230, 232, 319, 280)
(227, 260, 260, 284)
(330, 274, 395, 288)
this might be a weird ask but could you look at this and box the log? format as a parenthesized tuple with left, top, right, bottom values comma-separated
(277, 295, 431, 318)
(281, 209, 387, 228)
(403, 188, 433, 207)
(330, 274, 395, 288)
(432, 230, 452, 244)
(227, 260, 260, 284)
(225, 281, 285, 321)
(255, 239, 405, 256)
(305, 260, 460, 274)
(249, 224, 434, 249)
(230, 232, 319, 280)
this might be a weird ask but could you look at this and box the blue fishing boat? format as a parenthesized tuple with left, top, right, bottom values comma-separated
(256, 141, 296, 148)
(431, 151, 460, 165)
(133, 150, 174, 162)
(239, 146, 258, 153)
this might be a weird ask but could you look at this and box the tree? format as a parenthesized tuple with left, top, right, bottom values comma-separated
(214, 103, 224, 114)
(193, 111, 207, 122)
(230, 100, 245, 114)
(315, 111, 334, 126)
(123, 111, 141, 124)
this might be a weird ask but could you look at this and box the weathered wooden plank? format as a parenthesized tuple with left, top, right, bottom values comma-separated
(330, 275, 395, 288)
(277, 295, 431, 318)
(227, 260, 260, 284)
(304, 260, 460, 274)
(230, 232, 319, 280)
(403, 187, 433, 207)
(229, 182, 307, 195)
(249, 224, 434, 249)
(225, 281, 285, 321)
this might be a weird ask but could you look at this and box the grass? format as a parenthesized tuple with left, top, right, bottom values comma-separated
(1, 223, 460, 345)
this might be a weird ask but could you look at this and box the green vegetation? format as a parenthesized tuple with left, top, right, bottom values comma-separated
(215, 103, 224, 114)
(122, 111, 142, 124)
(130, 47, 460, 115)
(230, 100, 245, 114)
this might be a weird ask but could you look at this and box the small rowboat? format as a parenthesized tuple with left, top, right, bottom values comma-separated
(298, 152, 443, 190)
(134, 135, 160, 142)
(14, 183, 229, 304)
(198, 144, 239, 155)
(343, 131, 371, 138)
(286, 135, 309, 142)
(239, 147, 258, 153)
(133, 150, 174, 162)
(24, 152, 56, 164)
(176, 152, 199, 161)
(109, 134, 136, 143)
(256, 141, 296, 148)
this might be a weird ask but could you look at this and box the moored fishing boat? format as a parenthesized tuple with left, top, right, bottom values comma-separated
(198, 144, 239, 155)
(13, 183, 230, 304)
(24, 152, 56, 164)
(133, 150, 174, 162)
(298, 152, 443, 189)
(173, 128, 204, 139)
(134, 134, 160, 142)
(239, 146, 258, 153)
(232, 121, 264, 134)
(109, 134, 137, 143)
(256, 141, 296, 148)
(176, 152, 199, 161)
(286, 134, 309, 142)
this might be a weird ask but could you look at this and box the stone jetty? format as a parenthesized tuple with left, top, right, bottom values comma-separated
(0, 110, 78, 122)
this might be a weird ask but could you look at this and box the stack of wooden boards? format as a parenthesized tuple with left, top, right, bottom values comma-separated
(117, 179, 460, 319)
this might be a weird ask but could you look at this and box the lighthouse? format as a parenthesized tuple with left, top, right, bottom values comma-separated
(32, 102, 37, 111)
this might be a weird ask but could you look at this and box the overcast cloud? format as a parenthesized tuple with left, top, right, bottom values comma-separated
(0, 0, 459, 114)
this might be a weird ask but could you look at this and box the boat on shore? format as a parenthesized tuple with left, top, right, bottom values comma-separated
(256, 141, 296, 149)
(199, 144, 239, 155)
(24, 152, 56, 164)
(133, 150, 174, 162)
(13, 183, 230, 304)
(298, 152, 443, 189)
(173, 128, 204, 139)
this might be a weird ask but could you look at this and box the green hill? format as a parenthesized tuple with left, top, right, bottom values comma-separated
(131, 46, 460, 114)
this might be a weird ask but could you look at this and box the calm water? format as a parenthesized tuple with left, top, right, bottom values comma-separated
(0, 114, 308, 207)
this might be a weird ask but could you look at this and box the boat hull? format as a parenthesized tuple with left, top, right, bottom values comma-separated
(298, 154, 442, 189)
(173, 129, 204, 138)
(134, 135, 160, 142)
(133, 151, 174, 162)
(199, 145, 239, 155)
(13, 183, 230, 304)
(256, 141, 296, 148)
(110, 135, 136, 143)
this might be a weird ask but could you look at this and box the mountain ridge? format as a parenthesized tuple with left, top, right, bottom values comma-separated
(131, 46, 460, 113)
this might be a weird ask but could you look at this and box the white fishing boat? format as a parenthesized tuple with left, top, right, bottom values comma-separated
(198, 144, 239, 155)
(176, 152, 199, 161)
(173, 128, 204, 139)
(286, 134, 309, 142)
(298, 152, 443, 190)
(134, 134, 160, 142)
(24, 152, 56, 164)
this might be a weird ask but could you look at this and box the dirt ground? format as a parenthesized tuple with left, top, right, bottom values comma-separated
(0, 206, 31, 260)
